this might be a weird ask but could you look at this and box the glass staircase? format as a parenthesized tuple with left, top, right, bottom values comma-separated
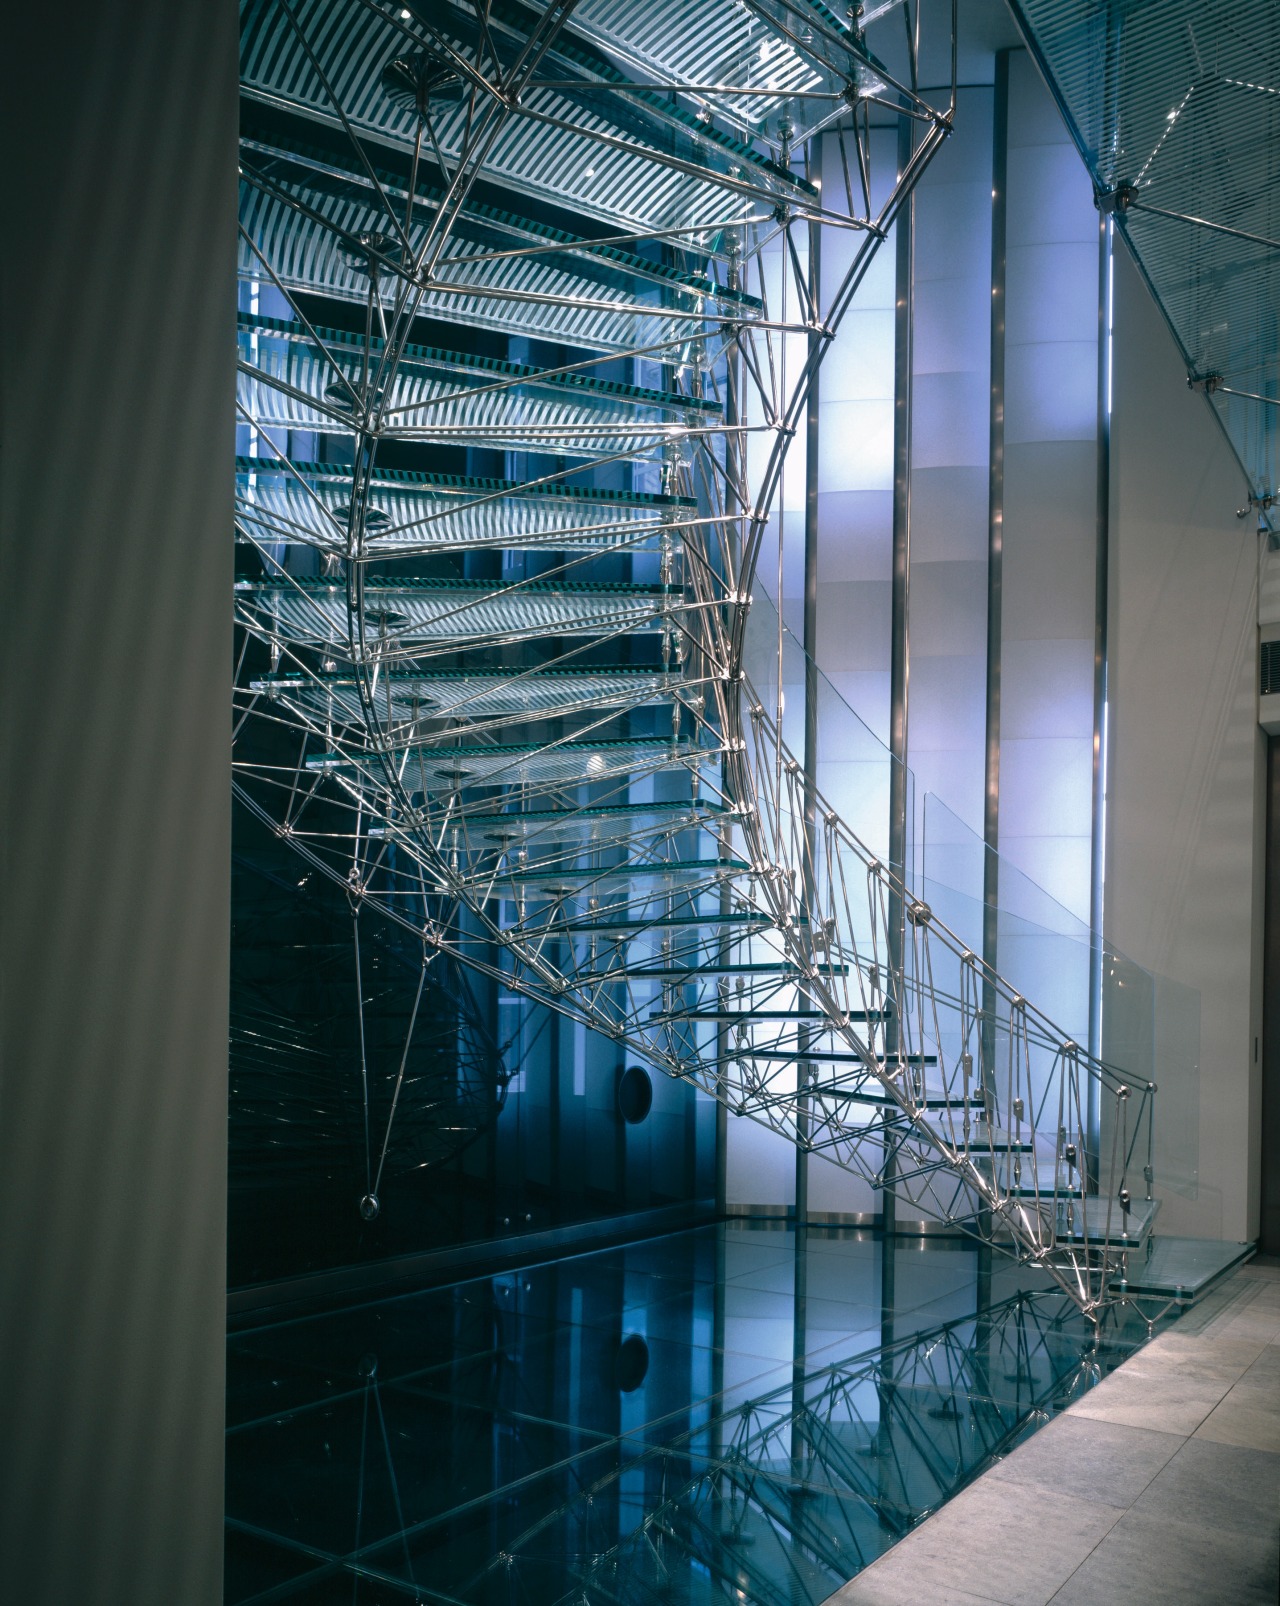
(233, 0, 1161, 1317)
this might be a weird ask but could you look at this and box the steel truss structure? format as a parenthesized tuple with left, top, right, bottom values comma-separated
(230, 842, 508, 1201)
(234, 0, 1160, 1314)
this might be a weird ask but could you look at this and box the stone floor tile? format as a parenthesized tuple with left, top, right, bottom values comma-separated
(1237, 1263, 1280, 1282)
(829, 1478, 1124, 1606)
(1194, 1391, 1280, 1453)
(1216, 1304, 1280, 1344)
(1233, 1286, 1280, 1314)
(1047, 1508, 1279, 1605)
(1138, 1329, 1267, 1377)
(1132, 1436, 1280, 1538)
(1238, 1343, 1280, 1382)
(825, 1266, 1280, 1606)
(829, 1574, 1001, 1606)
(1064, 1358, 1233, 1436)
(988, 1413, 1180, 1507)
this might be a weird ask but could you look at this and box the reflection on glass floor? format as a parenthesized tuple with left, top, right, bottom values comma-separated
(225, 1224, 1161, 1605)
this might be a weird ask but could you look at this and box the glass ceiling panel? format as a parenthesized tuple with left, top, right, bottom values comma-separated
(1010, 0, 1279, 524)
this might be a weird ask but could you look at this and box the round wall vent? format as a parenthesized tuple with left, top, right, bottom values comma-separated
(615, 1333, 649, 1392)
(617, 1064, 653, 1124)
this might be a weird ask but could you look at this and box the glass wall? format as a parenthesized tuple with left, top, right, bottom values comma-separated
(725, 585, 1200, 1218)
(813, 125, 900, 748)
(906, 86, 995, 832)
(923, 790, 1199, 1201)
(997, 51, 1101, 919)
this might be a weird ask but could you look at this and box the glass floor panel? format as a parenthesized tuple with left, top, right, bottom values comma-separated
(226, 1222, 1167, 1605)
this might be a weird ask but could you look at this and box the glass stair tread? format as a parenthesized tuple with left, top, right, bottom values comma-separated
(1057, 1198, 1160, 1246)
(425, 800, 734, 843)
(236, 458, 696, 554)
(963, 1128, 1037, 1154)
(239, 0, 818, 234)
(972, 1190, 1160, 1245)
(237, 576, 684, 646)
(236, 374, 688, 455)
(496, 856, 747, 884)
(238, 314, 718, 453)
(238, 457, 696, 510)
(726, 1048, 939, 1065)
(238, 313, 719, 412)
(255, 664, 686, 680)
(233, 490, 690, 556)
(492, 0, 821, 207)
(558, 911, 774, 933)
(973, 1146, 1081, 1180)
(487, 864, 749, 899)
(570, 962, 856, 983)
(238, 148, 760, 354)
(1117, 1237, 1255, 1303)
(431, 868, 745, 903)
(495, 887, 735, 912)
(555, 0, 844, 140)
(306, 731, 708, 755)
(811, 1083, 983, 1110)
(238, 575, 682, 591)
(603, 961, 852, 977)
(253, 668, 684, 722)
(452, 853, 734, 890)
(238, 111, 763, 315)
(675, 1008, 890, 1022)
(308, 736, 708, 789)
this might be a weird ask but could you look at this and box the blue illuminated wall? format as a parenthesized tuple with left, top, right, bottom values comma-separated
(906, 87, 995, 835)
(814, 125, 899, 747)
(997, 52, 1100, 924)
(726, 39, 1112, 1215)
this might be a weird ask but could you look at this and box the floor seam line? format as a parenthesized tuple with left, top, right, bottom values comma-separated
(1043, 1494, 1138, 1605)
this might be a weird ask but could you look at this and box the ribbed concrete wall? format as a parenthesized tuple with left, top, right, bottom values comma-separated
(0, 2, 235, 1599)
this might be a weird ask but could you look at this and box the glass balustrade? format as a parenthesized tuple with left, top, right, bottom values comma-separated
(735, 589, 1198, 1277)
